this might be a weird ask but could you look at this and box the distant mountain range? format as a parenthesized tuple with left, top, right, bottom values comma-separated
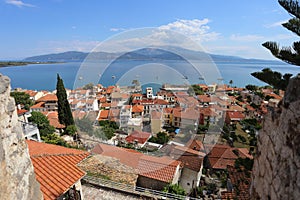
(24, 46, 282, 64)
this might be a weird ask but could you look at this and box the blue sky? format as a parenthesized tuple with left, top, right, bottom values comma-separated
(0, 0, 298, 60)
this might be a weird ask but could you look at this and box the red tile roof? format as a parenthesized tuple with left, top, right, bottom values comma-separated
(125, 130, 151, 145)
(31, 102, 45, 109)
(226, 111, 245, 121)
(207, 145, 252, 170)
(137, 156, 180, 183)
(98, 110, 109, 121)
(36, 94, 58, 102)
(26, 140, 89, 200)
(91, 143, 142, 168)
(92, 143, 180, 183)
(132, 105, 144, 113)
(17, 109, 28, 115)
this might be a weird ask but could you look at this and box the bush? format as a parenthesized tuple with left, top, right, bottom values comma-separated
(163, 184, 186, 196)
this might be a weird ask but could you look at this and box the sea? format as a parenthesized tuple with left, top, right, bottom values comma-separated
(0, 60, 299, 92)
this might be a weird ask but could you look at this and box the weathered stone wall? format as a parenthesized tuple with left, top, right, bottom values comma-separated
(251, 75, 300, 200)
(0, 74, 43, 200)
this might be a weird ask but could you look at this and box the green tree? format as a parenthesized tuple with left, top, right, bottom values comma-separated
(163, 184, 186, 196)
(10, 91, 33, 110)
(28, 111, 55, 136)
(65, 124, 77, 136)
(229, 80, 233, 87)
(254, 0, 300, 90)
(56, 74, 74, 126)
(42, 133, 67, 146)
(148, 132, 170, 144)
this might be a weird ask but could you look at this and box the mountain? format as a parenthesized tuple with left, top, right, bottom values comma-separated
(24, 47, 282, 64)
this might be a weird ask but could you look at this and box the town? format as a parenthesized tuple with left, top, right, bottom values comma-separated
(13, 79, 284, 200)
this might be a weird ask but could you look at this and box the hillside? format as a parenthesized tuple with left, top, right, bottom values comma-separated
(24, 47, 282, 64)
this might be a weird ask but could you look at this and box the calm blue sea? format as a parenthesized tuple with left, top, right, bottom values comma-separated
(0, 60, 298, 91)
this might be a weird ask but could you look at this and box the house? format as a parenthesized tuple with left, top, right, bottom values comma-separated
(42, 111, 65, 131)
(206, 145, 253, 170)
(225, 111, 245, 125)
(97, 110, 109, 121)
(26, 140, 89, 200)
(125, 130, 151, 147)
(127, 117, 143, 133)
(172, 107, 200, 129)
(151, 110, 163, 134)
(91, 143, 182, 191)
(24, 90, 44, 101)
(137, 156, 181, 190)
(119, 105, 132, 130)
(163, 144, 205, 192)
(35, 94, 58, 111)
(132, 105, 144, 118)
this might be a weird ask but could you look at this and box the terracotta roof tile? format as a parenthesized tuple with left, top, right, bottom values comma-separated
(92, 143, 180, 182)
(125, 130, 151, 145)
(36, 94, 58, 102)
(137, 156, 180, 183)
(31, 102, 45, 109)
(132, 105, 144, 113)
(26, 140, 89, 200)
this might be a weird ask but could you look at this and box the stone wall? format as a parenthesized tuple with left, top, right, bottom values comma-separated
(0, 74, 43, 200)
(251, 75, 300, 200)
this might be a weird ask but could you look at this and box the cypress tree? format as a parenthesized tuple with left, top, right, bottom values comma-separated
(56, 74, 74, 126)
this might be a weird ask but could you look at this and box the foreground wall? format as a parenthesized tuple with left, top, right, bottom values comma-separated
(0, 74, 43, 200)
(251, 75, 300, 199)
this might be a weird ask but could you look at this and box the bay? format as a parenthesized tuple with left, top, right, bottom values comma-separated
(0, 60, 298, 91)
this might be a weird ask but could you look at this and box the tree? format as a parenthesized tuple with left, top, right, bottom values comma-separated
(229, 80, 233, 87)
(251, 68, 292, 90)
(255, 0, 300, 89)
(56, 74, 74, 126)
(28, 111, 55, 137)
(10, 91, 33, 110)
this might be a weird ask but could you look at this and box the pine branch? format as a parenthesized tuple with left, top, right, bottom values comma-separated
(282, 17, 300, 36)
(279, 0, 300, 19)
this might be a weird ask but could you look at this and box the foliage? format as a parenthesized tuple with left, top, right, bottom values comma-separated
(42, 133, 67, 146)
(206, 183, 218, 194)
(82, 83, 94, 90)
(10, 91, 33, 110)
(99, 120, 118, 139)
(234, 157, 254, 171)
(251, 68, 292, 90)
(56, 74, 74, 126)
(99, 120, 118, 129)
(255, 0, 300, 89)
(65, 125, 77, 136)
(148, 132, 170, 144)
(188, 84, 204, 96)
(245, 84, 258, 91)
(163, 184, 186, 196)
(28, 111, 55, 136)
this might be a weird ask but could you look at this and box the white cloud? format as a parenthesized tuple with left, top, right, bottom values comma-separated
(265, 20, 287, 28)
(5, 0, 35, 7)
(158, 19, 220, 42)
(230, 34, 264, 42)
(110, 27, 127, 32)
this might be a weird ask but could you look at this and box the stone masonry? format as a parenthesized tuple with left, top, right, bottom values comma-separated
(251, 75, 300, 200)
(0, 74, 43, 200)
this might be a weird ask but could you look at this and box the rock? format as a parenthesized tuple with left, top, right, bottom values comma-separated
(251, 76, 300, 199)
(0, 74, 43, 200)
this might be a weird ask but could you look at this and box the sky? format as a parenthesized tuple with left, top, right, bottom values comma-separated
(0, 0, 298, 60)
